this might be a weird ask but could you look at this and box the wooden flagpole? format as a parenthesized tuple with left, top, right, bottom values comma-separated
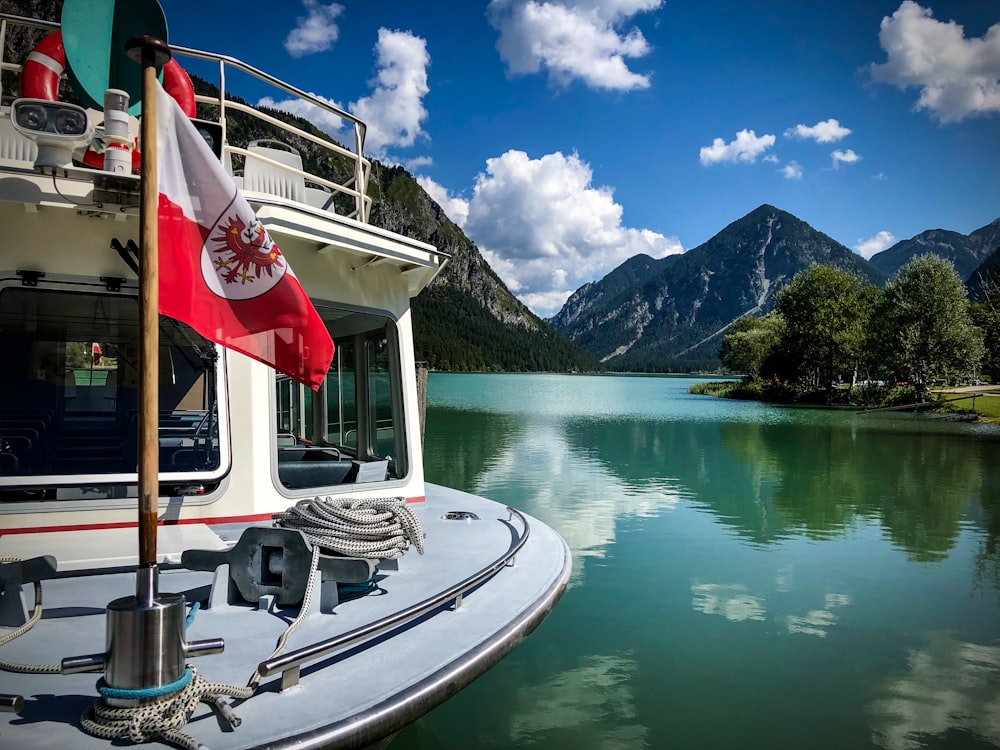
(126, 35, 171, 601)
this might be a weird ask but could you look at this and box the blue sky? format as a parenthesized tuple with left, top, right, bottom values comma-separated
(160, 0, 1000, 318)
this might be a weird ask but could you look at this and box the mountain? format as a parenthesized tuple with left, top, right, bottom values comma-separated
(869, 219, 1000, 280)
(549, 205, 885, 371)
(869, 229, 978, 280)
(966, 218, 1000, 260)
(965, 219, 1000, 301)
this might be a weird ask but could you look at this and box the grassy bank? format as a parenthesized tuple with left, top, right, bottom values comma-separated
(688, 380, 755, 399)
(689, 378, 1000, 420)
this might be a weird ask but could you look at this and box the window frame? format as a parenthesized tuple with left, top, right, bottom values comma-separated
(271, 302, 409, 495)
(0, 272, 232, 507)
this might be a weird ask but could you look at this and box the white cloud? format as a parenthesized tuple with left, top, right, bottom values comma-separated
(784, 118, 852, 143)
(351, 29, 431, 156)
(762, 154, 779, 164)
(831, 148, 861, 167)
(854, 230, 896, 259)
(255, 93, 350, 143)
(488, 0, 662, 91)
(415, 175, 470, 227)
(462, 149, 683, 318)
(403, 155, 433, 171)
(284, 0, 344, 58)
(263, 29, 431, 159)
(781, 161, 803, 180)
(699, 129, 776, 166)
(870, 1, 1000, 122)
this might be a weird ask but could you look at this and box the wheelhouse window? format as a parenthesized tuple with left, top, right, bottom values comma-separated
(0, 282, 224, 495)
(275, 308, 406, 491)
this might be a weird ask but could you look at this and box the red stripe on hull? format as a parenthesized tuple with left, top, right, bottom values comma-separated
(0, 496, 425, 536)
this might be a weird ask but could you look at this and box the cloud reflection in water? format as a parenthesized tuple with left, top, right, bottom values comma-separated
(470, 423, 684, 586)
(691, 582, 767, 622)
(507, 652, 648, 749)
(869, 635, 1000, 750)
(786, 592, 851, 637)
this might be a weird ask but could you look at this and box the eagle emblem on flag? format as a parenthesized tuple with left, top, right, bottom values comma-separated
(202, 211, 288, 300)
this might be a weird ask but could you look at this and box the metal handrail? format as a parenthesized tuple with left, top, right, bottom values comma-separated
(171, 44, 372, 223)
(258, 506, 531, 689)
(0, 15, 59, 103)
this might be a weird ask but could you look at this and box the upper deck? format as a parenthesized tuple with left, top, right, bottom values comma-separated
(0, 12, 447, 299)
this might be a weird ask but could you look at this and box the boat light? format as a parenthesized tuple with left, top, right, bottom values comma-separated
(102, 88, 132, 174)
(10, 98, 94, 169)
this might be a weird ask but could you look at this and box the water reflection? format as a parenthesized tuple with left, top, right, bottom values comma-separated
(414, 375, 1000, 750)
(974, 489, 1000, 598)
(720, 420, 982, 561)
(562, 413, 995, 563)
(507, 652, 647, 749)
(691, 582, 766, 622)
(869, 634, 1000, 750)
(426, 409, 685, 584)
(426, 399, 1000, 592)
(422, 407, 518, 493)
(690, 577, 851, 636)
(562, 416, 793, 544)
(785, 593, 851, 637)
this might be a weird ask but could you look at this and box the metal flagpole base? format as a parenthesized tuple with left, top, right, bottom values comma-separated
(105, 593, 187, 695)
(60, 565, 225, 692)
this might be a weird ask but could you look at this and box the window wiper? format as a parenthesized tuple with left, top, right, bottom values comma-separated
(110, 237, 139, 275)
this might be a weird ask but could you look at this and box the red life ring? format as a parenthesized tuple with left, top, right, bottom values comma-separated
(19, 30, 66, 100)
(20, 30, 198, 171)
(162, 58, 196, 118)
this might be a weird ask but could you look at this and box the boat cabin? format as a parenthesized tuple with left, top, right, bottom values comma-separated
(0, 14, 447, 547)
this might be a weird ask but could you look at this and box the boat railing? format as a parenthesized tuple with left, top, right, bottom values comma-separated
(171, 45, 372, 223)
(258, 507, 532, 690)
(0, 13, 372, 224)
(0, 15, 56, 98)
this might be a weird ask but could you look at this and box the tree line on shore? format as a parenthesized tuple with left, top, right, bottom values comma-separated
(715, 253, 998, 405)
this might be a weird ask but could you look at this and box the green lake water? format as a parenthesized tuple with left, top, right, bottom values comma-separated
(393, 373, 1000, 750)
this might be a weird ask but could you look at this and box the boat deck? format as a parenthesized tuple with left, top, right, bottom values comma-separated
(1, 485, 571, 749)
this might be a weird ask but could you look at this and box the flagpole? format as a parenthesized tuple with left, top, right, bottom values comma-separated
(126, 35, 170, 602)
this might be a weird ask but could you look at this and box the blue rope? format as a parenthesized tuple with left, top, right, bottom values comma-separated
(337, 566, 381, 601)
(185, 601, 200, 629)
(97, 667, 192, 701)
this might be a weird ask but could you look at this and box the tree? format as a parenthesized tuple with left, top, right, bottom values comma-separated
(970, 269, 1000, 384)
(774, 264, 876, 396)
(870, 254, 983, 396)
(719, 313, 785, 378)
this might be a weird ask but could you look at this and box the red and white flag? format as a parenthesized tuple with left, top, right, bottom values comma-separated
(155, 80, 333, 389)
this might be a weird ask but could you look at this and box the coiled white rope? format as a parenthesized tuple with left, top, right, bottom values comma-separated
(273, 496, 425, 559)
(80, 665, 254, 750)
